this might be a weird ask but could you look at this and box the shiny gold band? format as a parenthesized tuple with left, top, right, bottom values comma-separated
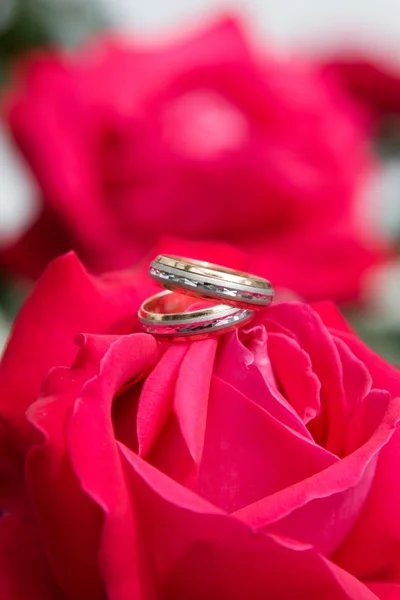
(138, 290, 254, 339)
(139, 290, 237, 324)
(156, 255, 271, 290)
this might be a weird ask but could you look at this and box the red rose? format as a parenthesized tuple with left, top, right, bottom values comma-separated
(0, 17, 390, 302)
(0, 251, 400, 599)
(321, 53, 400, 122)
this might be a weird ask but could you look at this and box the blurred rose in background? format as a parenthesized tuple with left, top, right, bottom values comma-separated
(0, 0, 399, 363)
(0, 16, 392, 303)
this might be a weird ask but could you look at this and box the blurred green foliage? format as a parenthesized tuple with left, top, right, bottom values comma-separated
(0, 0, 106, 325)
(346, 311, 400, 367)
(0, 0, 105, 82)
(0, 279, 26, 320)
(0, 1, 50, 71)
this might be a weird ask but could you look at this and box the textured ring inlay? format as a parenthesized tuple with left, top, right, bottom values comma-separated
(149, 255, 273, 309)
(138, 290, 254, 340)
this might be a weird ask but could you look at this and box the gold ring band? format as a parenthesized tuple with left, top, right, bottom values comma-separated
(149, 255, 273, 309)
(138, 290, 254, 340)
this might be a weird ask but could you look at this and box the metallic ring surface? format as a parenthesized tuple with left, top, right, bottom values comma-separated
(138, 290, 254, 340)
(149, 255, 273, 309)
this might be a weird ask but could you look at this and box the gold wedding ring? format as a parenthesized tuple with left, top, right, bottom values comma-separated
(138, 255, 274, 340)
(149, 255, 273, 309)
(138, 290, 253, 340)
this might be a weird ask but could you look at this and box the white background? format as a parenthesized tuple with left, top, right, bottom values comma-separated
(97, 0, 400, 55)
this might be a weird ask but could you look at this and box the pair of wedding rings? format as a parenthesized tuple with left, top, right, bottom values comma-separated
(138, 255, 274, 340)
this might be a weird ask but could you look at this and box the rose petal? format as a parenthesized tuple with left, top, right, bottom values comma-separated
(267, 331, 321, 424)
(239, 323, 275, 383)
(0, 418, 27, 513)
(26, 341, 116, 599)
(0, 252, 152, 437)
(0, 208, 71, 280)
(26, 332, 157, 599)
(66, 333, 159, 599)
(334, 426, 400, 579)
(322, 557, 379, 600)
(0, 514, 65, 599)
(215, 329, 313, 440)
(312, 301, 400, 399)
(173, 338, 217, 465)
(119, 442, 377, 599)
(197, 375, 336, 513)
(242, 225, 386, 304)
(329, 329, 400, 400)
(366, 582, 400, 599)
(136, 344, 188, 458)
(333, 336, 372, 425)
(312, 301, 355, 335)
(344, 390, 391, 455)
(321, 55, 400, 118)
(234, 395, 400, 556)
(266, 302, 347, 453)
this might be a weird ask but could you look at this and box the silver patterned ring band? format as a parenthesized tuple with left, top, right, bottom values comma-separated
(138, 290, 254, 340)
(149, 255, 273, 309)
